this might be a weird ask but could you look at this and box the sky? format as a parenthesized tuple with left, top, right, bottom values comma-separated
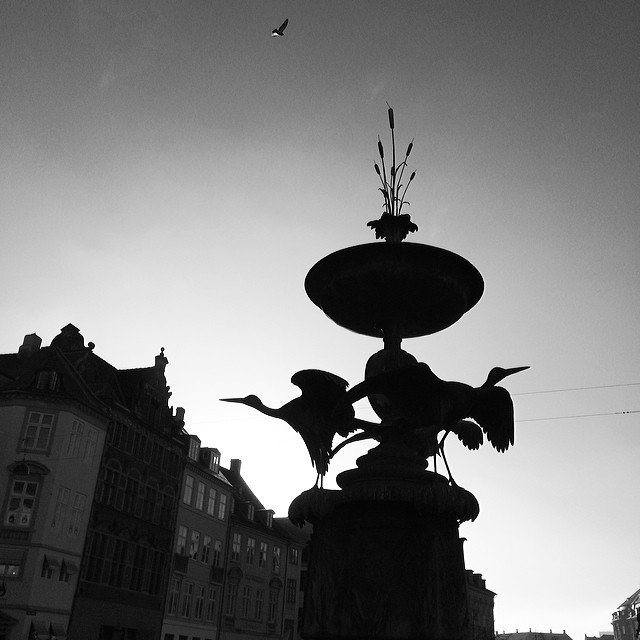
(1, 1, 639, 638)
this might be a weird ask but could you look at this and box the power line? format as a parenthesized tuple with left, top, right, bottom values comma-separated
(514, 382, 640, 396)
(519, 409, 640, 423)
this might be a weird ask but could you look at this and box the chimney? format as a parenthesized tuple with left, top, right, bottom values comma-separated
(230, 459, 242, 474)
(18, 334, 42, 358)
(155, 347, 168, 372)
(175, 407, 185, 422)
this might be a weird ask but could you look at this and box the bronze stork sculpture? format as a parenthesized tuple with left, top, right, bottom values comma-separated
(335, 363, 529, 482)
(221, 369, 371, 485)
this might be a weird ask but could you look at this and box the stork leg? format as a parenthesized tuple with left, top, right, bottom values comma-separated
(438, 434, 458, 487)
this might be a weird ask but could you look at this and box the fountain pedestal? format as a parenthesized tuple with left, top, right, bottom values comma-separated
(293, 241, 485, 640)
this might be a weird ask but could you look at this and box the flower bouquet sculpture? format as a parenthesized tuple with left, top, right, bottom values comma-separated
(368, 105, 419, 243)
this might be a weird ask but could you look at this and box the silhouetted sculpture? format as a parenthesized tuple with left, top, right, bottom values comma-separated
(331, 417, 484, 480)
(221, 369, 360, 484)
(271, 18, 288, 36)
(338, 362, 528, 477)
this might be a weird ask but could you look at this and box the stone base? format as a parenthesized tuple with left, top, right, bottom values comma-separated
(294, 443, 478, 640)
(302, 499, 471, 640)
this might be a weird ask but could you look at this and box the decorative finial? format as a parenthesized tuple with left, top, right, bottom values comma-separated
(367, 105, 419, 243)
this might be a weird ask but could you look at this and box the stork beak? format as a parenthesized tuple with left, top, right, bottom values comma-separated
(220, 398, 244, 403)
(505, 366, 530, 377)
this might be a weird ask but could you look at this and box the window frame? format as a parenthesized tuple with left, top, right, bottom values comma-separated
(20, 410, 56, 454)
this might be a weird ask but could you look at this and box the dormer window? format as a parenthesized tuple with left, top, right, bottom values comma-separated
(36, 370, 60, 392)
(199, 448, 220, 473)
(246, 504, 255, 521)
(188, 436, 201, 461)
(209, 449, 220, 473)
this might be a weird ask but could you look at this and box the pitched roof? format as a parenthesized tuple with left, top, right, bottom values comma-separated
(496, 632, 573, 640)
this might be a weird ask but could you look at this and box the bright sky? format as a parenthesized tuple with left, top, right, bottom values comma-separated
(1, 1, 639, 638)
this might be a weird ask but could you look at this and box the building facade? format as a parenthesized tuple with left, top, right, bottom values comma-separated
(612, 587, 640, 640)
(218, 460, 304, 640)
(466, 571, 496, 640)
(161, 436, 232, 640)
(62, 327, 188, 640)
(0, 331, 109, 640)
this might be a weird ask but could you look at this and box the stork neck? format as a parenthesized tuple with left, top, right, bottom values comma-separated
(253, 399, 281, 419)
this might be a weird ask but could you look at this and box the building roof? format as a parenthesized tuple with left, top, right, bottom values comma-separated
(0, 325, 183, 433)
(617, 587, 640, 610)
(496, 632, 573, 640)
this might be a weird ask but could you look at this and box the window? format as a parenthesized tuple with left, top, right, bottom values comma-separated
(213, 540, 222, 567)
(205, 587, 217, 621)
(259, 542, 268, 568)
(51, 486, 70, 533)
(225, 582, 238, 616)
(59, 560, 75, 583)
(168, 578, 181, 615)
(286, 578, 297, 604)
(201, 535, 212, 564)
(176, 525, 188, 554)
(183, 475, 194, 505)
(0, 548, 23, 578)
(240, 585, 252, 618)
(272, 546, 281, 574)
(188, 437, 200, 461)
(189, 530, 200, 560)
(84, 428, 98, 462)
(217, 493, 227, 520)
(130, 543, 147, 591)
(41, 555, 58, 579)
(255, 589, 264, 620)
(268, 590, 279, 623)
(208, 449, 220, 473)
(246, 503, 255, 520)
(5, 478, 39, 527)
(68, 492, 86, 536)
(22, 412, 54, 451)
(68, 420, 84, 456)
(231, 533, 241, 562)
(289, 547, 299, 565)
(181, 582, 193, 617)
(246, 537, 255, 565)
(195, 482, 205, 510)
(194, 585, 205, 619)
(36, 370, 60, 391)
(207, 488, 217, 516)
(100, 460, 123, 508)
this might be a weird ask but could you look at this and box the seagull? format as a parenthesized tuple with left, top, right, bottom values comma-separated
(272, 19, 288, 37)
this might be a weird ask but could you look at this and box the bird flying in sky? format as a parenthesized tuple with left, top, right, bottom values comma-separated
(272, 19, 288, 37)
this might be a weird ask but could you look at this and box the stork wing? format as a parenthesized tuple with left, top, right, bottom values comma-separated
(451, 420, 483, 450)
(469, 386, 515, 452)
(278, 18, 288, 32)
(291, 369, 349, 400)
